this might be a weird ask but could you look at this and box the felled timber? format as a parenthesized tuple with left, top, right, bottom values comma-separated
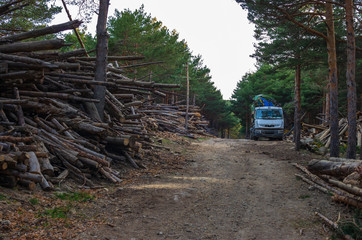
(0, 18, 213, 192)
(0, 39, 70, 53)
(0, 20, 82, 42)
(308, 159, 361, 177)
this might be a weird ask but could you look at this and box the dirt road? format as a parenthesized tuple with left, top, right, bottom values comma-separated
(79, 138, 347, 240)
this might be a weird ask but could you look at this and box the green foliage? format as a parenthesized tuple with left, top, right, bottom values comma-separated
(107, 6, 190, 83)
(0, 0, 61, 34)
(298, 194, 310, 199)
(339, 144, 348, 156)
(29, 198, 39, 205)
(54, 191, 94, 202)
(337, 210, 362, 240)
(61, 30, 97, 53)
(0, 193, 6, 200)
(231, 64, 295, 128)
(106, 6, 236, 132)
(40, 205, 72, 219)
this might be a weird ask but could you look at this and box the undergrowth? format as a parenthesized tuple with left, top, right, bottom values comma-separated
(54, 191, 94, 202)
(337, 210, 362, 240)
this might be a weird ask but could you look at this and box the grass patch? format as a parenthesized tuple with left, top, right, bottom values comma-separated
(161, 138, 173, 145)
(0, 193, 6, 200)
(40, 205, 72, 219)
(298, 194, 311, 199)
(295, 176, 302, 181)
(54, 191, 94, 202)
(29, 198, 39, 205)
(197, 137, 209, 140)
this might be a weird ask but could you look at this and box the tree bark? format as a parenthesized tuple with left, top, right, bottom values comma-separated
(0, 20, 82, 42)
(345, 0, 357, 159)
(0, 39, 68, 53)
(93, 0, 110, 121)
(308, 159, 361, 177)
(294, 63, 301, 151)
(325, 2, 339, 157)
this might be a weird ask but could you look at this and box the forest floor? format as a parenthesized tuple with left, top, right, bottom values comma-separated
(0, 137, 357, 240)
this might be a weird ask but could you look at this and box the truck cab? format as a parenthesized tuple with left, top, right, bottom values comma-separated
(249, 95, 284, 140)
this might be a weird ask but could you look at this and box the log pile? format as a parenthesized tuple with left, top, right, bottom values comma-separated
(293, 157, 362, 209)
(140, 104, 212, 138)
(0, 21, 211, 191)
(299, 112, 362, 154)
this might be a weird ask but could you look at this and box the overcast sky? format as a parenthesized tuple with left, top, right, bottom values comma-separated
(54, 0, 256, 99)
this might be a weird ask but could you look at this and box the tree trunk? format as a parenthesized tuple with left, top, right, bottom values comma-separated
(294, 63, 301, 151)
(93, 0, 110, 121)
(245, 111, 249, 139)
(345, 0, 357, 159)
(307, 159, 361, 177)
(325, 84, 330, 124)
(325, 3, 339, 157)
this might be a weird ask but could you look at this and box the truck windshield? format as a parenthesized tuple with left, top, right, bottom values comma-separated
(256, 109, 283, 119)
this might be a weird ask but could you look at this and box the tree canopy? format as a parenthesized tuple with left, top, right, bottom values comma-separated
(0, 0, 61, 34)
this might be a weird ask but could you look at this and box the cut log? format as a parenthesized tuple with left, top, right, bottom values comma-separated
(113, 94, 134, 99)
(19, 90, 100, 102)
(331, 194, 362, 209)
(0, 175, 17, 188)
(106, 89, 125, 108)
(105, 96, 125, 121)
(0, 39, 69, 53)
(343, 171, 361, 187)
(77, 156, 99, 168)
(1, 20, 82, 42)
(58, 48, 87, 59)
(51, 118, 75, 139)
(27, 152, 41, 175)
(75, 55, 144, 61)
(17, 179, 36, 191)
(123, 151, 139, 169)
(38, 157, 54, 177)
(17, 145, 38, 152)
(328, 178, 362, 197)
(0, 136, 33, 143)
(39, 174, 53, 191)
(329, 157, 362, 163)
(308, 159, 361, 177)
(124, 101, 143, 108)
(0, 53, 57, 67)
(105, 136, 129, 147)
(5, 170, 43, 183)
(99, 167, 118, 183)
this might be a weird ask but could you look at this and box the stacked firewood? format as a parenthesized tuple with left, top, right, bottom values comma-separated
(0, 21, 211, 190)
(140, 104, 211, 138)
(301, 112, 362, 150)
(293, 158, 362, 208)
